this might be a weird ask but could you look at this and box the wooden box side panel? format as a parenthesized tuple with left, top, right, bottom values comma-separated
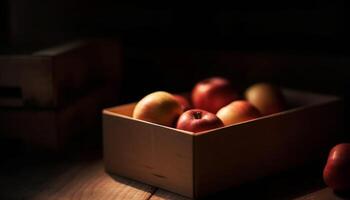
(0, 56, 53, 107)
(194, 101, 343, 198)
(103, 113, 194, 198)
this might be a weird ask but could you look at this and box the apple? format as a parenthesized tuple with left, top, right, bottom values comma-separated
(245, 82, 286, 115)
(132, 91, 183, 127)
(173, 94, 192, 111)
(192, 77, 239, 113)
(216, 100, 261, 126)
(176, 109, 224, 133)
(323, 143, 350, 191)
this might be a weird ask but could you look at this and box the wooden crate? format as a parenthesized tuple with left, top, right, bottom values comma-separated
(0, 85, 117, 150)
(0, 39, 121, 108)
(103, 89, 343, 199)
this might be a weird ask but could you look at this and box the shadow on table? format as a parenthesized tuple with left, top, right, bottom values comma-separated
(109, 173, 157, 193)
(0, 136, 102, 199)
(200, 162, 340, 200)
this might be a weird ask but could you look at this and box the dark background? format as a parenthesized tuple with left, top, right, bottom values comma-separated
(0, 2, 349, 199)
(1, 1, 349, 130)
(2, 2, 348, 50)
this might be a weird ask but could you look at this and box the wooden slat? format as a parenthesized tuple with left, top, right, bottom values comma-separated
(150, 189, 191, 200)
(32, 161, 155, 200)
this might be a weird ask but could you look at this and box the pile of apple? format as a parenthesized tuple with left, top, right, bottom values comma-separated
(132, 77, 286, 133)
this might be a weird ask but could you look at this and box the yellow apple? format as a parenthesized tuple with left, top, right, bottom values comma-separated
(217, 100, 261, 126)
(245, 83, 286, 115)
(132, 91, 183, 127)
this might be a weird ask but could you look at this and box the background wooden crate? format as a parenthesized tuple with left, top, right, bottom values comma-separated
(0, 83, 118, 150)
(0, 39, 121, 108)
(0, 39, 122, 150)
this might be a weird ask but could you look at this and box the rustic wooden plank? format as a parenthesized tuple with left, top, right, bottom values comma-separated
(294, 188, 350, 200)
(150, 189, 191, 200)
(32, 161, 155, 200)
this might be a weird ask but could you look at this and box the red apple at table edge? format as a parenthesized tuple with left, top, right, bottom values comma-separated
(132, 91, 183, 127)
(192, 77, 239, 113)
(323, 143, 350, 191)
(176, 109, 224, 133)
(217, 100, 261, 126)
(173, 94, 192, 111)
(245, 82, 286, 115)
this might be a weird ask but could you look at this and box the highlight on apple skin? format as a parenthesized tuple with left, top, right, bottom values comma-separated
(192, 77, 239, 114)
(132, 91, 183, 127)
(323, 143, 350, 191)
(245, 82, 286, 115)
(176, 109, 224, 133)
(216, 100, 261, 126)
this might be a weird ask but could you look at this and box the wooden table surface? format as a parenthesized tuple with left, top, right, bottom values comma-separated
(0, 144, 349, 200)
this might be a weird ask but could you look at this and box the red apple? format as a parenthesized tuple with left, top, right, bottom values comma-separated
(323, 143, 350, 191)
(192, 77, 239, 113)
(176, 109, 224, 133)
(245, 83, 286, 115)
(133, 91, 183, 127)
(216, 100, 261, 126)
(173, 94, 192, 111)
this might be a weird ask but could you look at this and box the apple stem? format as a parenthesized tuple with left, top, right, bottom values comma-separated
(193, 111, 202, 119)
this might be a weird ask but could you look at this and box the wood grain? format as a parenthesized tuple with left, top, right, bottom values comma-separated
(32, 161, 155, 200)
